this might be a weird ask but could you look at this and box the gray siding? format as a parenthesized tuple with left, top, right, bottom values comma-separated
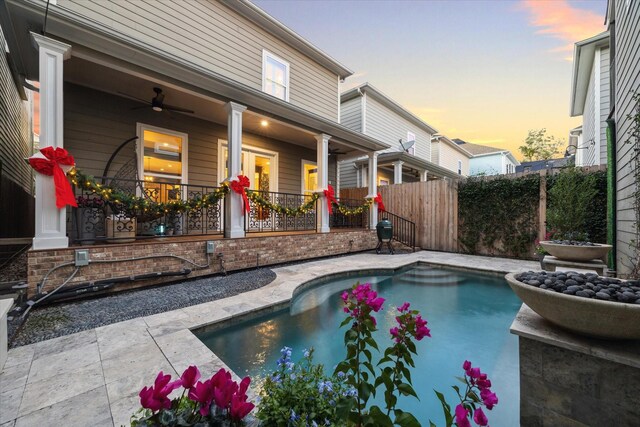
(364, 96, 432, 160)
(0, 26, 32, 192)
(338, 161, 359, 190)
(438, 143, 469, 177)
(65, 84, 323, 195)
(340, 97, 362, 132)
(431, 142, 440, 165)
(599, 47, 610, 164)
(57, 0, 340, 122)
(614, 0, 640, 276)
(580, 65, 597, 166)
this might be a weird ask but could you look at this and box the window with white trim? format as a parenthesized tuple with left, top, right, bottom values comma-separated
(262, 50, 290, 101)
(406, 131, 416, 155)
(457, 160, 462, 175)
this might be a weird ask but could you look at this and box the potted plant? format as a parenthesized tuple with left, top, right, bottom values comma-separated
(541, 167, 611, 262)
(74, 196, 105, 244)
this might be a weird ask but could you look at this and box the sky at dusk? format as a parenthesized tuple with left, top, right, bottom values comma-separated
(254, 0, 608, 160)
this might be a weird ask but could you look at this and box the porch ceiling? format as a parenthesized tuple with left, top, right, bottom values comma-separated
(2, 0, 389, 156)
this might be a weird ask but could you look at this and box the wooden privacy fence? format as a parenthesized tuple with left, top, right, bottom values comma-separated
(341, 180, 459, 252)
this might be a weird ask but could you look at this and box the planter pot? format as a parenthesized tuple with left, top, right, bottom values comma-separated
(539, 241, 612, 262)
(75, 207, 105, 245)
(106, 216, 137, 243)
(506, 273, 640, 340)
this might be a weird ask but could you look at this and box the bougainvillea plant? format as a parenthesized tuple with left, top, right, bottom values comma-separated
(131, 366, 254, 426)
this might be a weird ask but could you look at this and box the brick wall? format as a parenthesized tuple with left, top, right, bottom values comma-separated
(27, 230, 378, 296)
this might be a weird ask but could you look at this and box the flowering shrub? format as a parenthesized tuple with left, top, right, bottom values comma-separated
(257, 347, 356, 426)
(131, 365, 254, 426)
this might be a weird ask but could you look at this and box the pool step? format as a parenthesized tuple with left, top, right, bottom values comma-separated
(398, 269, 453, 280)
(395, 274, 466, 286)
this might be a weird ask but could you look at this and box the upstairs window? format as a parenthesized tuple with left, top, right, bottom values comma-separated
(406, 131, 416, 155)
(262, 50, 290, 101)
(457, 160, 462, 175)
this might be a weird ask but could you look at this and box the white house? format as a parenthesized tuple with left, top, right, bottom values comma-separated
(430, 134, 473, 177)
(569, 31, 610, 167)
(338, 83, 460, 190)
(453, 139, 520, 176)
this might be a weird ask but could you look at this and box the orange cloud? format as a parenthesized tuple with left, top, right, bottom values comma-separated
(520, 0, 604, 58)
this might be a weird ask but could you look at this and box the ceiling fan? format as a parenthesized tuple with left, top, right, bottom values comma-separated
(328, 145, 347, 156)
(120, 87, 195, 114)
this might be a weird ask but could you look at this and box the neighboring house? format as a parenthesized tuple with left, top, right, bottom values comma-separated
(515, 158, 572, 174)
(569, 31, 610, 167)
(0, 0, 390, 250)
(0, 23, 34, 239)
(430, 134, 472, 177)
(605, 0, 640, 276)
(339, 83, 460, 190)
(453, 139, 520, 175)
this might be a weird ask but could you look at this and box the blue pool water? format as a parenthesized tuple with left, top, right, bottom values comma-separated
(197, 265, 521, 426)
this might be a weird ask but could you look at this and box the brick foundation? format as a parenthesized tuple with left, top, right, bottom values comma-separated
(27, 230, 378, 296)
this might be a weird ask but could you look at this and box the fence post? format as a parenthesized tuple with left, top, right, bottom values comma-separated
(539, 170, 547, 241)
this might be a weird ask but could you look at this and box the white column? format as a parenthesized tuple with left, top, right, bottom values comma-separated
(315, 133, 331, 233)
(224, 101, 247, 238)
(31, 33, 71, 250)
(420, 170, 428, 182)
(360, 166, 368, 189)
(367, 152, 378, 228)
(393, 160, 404, 184)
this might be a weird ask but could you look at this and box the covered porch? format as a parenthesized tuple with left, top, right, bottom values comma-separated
(3, 4, 389, 250)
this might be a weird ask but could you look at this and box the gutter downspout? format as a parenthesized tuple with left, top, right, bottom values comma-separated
(606, 117, 616, 272)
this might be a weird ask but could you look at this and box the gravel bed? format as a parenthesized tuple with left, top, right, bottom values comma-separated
(515, 271, 640, 304)
(8, 268, 276, 348)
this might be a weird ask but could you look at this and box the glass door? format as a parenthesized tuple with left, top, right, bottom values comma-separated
(219, 143, 277, 192)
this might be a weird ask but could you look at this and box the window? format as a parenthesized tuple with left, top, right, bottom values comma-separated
(217, 140, 278, 192)
(457, 160, 462, 175)
(137, 124, 188, 202)
(406, 131, 416, 155)
(262, 50, 290, 101)
(378, 177, 390, 186)
(301, 160, 318, 196)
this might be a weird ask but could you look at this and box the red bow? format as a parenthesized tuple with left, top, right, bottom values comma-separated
(230, 175, 250, 214)
(323, 185, 337, 214)
(28, 147, 77, 209)
(374, 193, 385, 212)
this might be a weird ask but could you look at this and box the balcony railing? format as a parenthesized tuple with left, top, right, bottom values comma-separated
(245, 191, 318, 233)
(330, 198, 369, 229)
(68, 177, 224, 245)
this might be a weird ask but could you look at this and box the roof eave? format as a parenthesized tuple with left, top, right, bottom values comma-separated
(221, 0, 354, 79)
(570, 31, 609, 117)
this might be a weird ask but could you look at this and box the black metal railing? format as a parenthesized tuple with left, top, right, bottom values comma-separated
(330, 198, 368, 229)
(68, 176, 224, 245)
(380, 211, 416, 251)
(245, 191, 317, 233)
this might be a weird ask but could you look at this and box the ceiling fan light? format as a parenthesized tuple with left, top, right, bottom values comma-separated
(153, 106, 163, 112)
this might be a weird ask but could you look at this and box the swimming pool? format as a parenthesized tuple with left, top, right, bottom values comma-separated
(196, 265, 521, 425)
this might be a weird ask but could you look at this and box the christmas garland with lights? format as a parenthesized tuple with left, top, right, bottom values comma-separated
(69, 169, 371, 218)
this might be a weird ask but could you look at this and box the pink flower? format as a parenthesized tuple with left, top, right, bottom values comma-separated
(473, 407, 489, 426)
(188, 379, 214, 416)
(469, 367, 482, 379)
(368, 297, 385, 312)
(139, 372, 181, 412)
(414, 315, 431, 340)
(390, 327, 399, 338)
(213, 377, 238, 409)
(341, 291, 349, 302)
(462, 360, 471, 372)
(454, 404, 471, 427)
(180, 365, 201, 390)
(398, 302, 410, 312)
(476, 376, 492, 390)
(480, 388, 499, 410)
(369, 315, 377, 327)
(230, 394, 255, 421)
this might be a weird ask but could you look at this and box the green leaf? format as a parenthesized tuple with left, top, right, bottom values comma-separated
(394, 410, 421, 427)
(368, 406, 394, 427)
(397, 383, 418, 399)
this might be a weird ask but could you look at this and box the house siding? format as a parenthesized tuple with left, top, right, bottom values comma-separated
(56, 0, 340, 122)
(364, 96, 432, 161)
(0, 26, 32, 193)
(614, 0, 640, 276)
(599, 46, 610, 165)
(338, 161, 359, 190)
(64, 84, 326, 195)
(340, 97, 362, 133)
(438, 143, 469, 177)
(431, 142, 440, 165)
(469, 154, 503, 176)
(579, 63, 598, 167)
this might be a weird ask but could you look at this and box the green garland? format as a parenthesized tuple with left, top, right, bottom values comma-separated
(70, 169, 371, 218)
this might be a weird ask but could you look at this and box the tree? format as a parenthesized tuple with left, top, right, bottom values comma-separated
(519, 129, 564, 161)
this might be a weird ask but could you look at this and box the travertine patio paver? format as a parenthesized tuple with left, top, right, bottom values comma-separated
(0, 251, 538, 426)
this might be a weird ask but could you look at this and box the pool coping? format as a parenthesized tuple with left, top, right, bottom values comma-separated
(0, 251, 539, 426)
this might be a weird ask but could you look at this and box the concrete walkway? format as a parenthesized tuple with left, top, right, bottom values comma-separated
(0, 251, 537, 427)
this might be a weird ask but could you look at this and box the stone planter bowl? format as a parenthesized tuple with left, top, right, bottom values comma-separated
(539, 241, 612, 262)
(506, 273, 640, 340)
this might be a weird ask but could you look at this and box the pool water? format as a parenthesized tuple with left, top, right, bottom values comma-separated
(197, 265, 521, 426)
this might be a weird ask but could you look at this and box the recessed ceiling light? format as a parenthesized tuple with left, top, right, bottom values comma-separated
(163, 143, 169, 146)
(168, 165, 172, 167)
(260, 120, 268, 127)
